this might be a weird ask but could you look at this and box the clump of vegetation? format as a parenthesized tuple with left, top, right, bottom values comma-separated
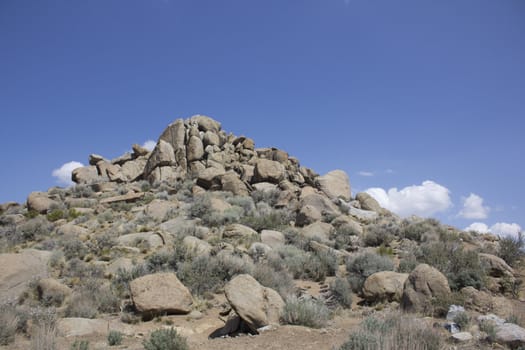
(16, 216, 53, 242)
(30, 307, 57, 350)
(280, 296, 331, 328)
(498, 232, 524, 267)
(65, 279, 119, 318)
(143, 328, 189, 350)
(252, 263, 295, 299)
(346, 252, 394, 293)
(330, 277, 353, 309)
(453, 311, 470, 330)
(363, 220, 396, 247)
(338, 312, 442, 350)
(0, 301, 18, 346)
(399, 218, 448, 242)
(107, 330, 124, 346)
(70, 340, 89, 350)
(269, 245, 337, 282)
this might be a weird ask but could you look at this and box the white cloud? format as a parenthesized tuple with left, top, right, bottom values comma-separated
(464, 222, 522, 238)
(458, 193, 490, 219)
(490, 222, 522, 238)
(358, 171, 374, 177)
(142, 140, 156, 151)
(464, 222, 490, 233)
(365, 180, 452, 217)
(52, 161, 84, 187)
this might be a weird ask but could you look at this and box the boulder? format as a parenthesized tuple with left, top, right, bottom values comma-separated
(106, 257, 134, 276)
(187, 135, 205, 161)
(401, 264, 451, 313)
(495, 323, 525, 348)
(253, 159, 286, 184)
(190, 115, 222, 133)
(479, 253, 514, 277)
(37, 278, 72, 306)
(99, 192, 144, 204)
(224, 274, 284, 331)
(301, 222, 334, 244)
(296, 193, 340, 226)
(130, 272, 193, 317)
(182, 236, 212, 255)
(132, 143, 150, 157)
(363, 271, 409, 302)
(203, 130, 220, 147)
(27, 192, 59, 214)
(144, 199, 179, 221)
(317, 170, 351, 201)
(197, 167, 226, 189)
(160, 119, 186, 150)
(72, 165, 102, 184)
(356, 192, 383, 213)
(121, 158, 147, 181)
(261, 230, 285, 248)
(349, 206, 379, 222)
(220, 171, 249, 196)
(460, 286, 493, 313)
(0, 249, 52, 301)
(143, 140, 176, 177)
(223, 224, 258, 239)
(451, 332, 473, 343)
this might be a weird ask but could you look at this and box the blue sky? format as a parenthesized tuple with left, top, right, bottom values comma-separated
(1, 0, 523, 236)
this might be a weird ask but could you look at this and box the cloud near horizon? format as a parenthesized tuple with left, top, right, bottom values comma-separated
(465, 222, 522, 238)
(365, 180, 452, 217)
(458, 193, 490, 219)
(142, 140, 156, 151)
(52, 161, 84, 186)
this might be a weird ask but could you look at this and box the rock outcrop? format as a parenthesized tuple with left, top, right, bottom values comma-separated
(401, 264, 451, 313)
(362, 271, 408, 303)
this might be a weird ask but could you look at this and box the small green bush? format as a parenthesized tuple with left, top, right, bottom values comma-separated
(330, 277, 353, 309)
(453, 312, 470, 330)
(479, 320, 497, 342)
(346, 252, 394, 293)
(280, 296, 331, 328)
(46, 209, 65, 222)
(107, 330, 123, 346)
(143, 328, 189, 350)
(399, 218, 447, 243)
(252, 263, 295, 299)
(498, 232, 524, 267)
(363, 221, 395, 247)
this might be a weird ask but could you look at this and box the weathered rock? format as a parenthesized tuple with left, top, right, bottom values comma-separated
(223, 224, 258, 239)
(143, 140, 176, 177)
(187, 135, 205, 161)
(160, 119, 186, 150)
(479, 253, 514, 277)
(100, 192, 144, 204)
(120, 158, 147, 181)
(249, 242, 273, 257)
(253, 159, 286, 184)
(196, 167, 226, 189)
(27, 192, 59, 214)
(144, 199, 179, 221)
(147, 165, 183, 184)
(331, 215, 364, 236)
(96, 160, 123, 182)
(451, 332, 473, 342)
(190, 115, 222, 133)
(363, 271, 409, 302)
(55, 223, 89, 236)
(37, 278, 72, 306)
(130, 272, 192, 317)
(88, 154, 106, 165)
(301, 221, 334, 244)
(261, 230, 285, 248)
(460, 286, 493, 313)
(309, 241, 350, 264)
(220, 171, 249, 196)
(401, 264, 451, 313)
(72, 166, 101, 184)
(0, 249, 52, 301)
(349, 206, 379, 222)
(132, 143, 150, 157)
(106, 257, 134, 276)
(317, 170, 351, 201)
(356, 192, 383, 213)
(296, 193, 340, 226)
(203, 131, 220, 147)
(224, 274, 284, 331)
(117, 232, 164, 249)
(495, 323, 525, 348)
(182, 236, 212, 255)
(57, 318, 109, 337)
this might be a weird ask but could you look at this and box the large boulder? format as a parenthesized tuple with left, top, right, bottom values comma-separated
(72, 165, 101, 184)
(253, 159, 286, 184)
(143, 140, 176, 177)
(495, 323, 525, 348)
(460, 286, 494, 313)
(144, 199, 179, 221)
(401, 264, 451, 313)
(27, 192, 59, 214)
(301, 222, 334, 244)
(0, 249, 52, 301)
(224, 274, 284, 332)
(220, 171, 249, 196)
(190, 115, 222, 133)
(479, 253, 514, 277)
(261, 230, 285, 248)
(317, 170, 351, 201)
(356, 192, 383, 213)
(362, 271, 408, 302)
(159, 119, 186, 150)
(187, 135, 205, 161)
(117, 232, 165, 249)
(296, 193, 340, 226)
(223, 224, 258, 239)
(130, 273, 193, 317)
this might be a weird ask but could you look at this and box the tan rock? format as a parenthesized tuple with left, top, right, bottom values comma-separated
(356, 192, 383, 213)
(223, 224, 258, 239)
(363, 271, 409, 302)
(301, 221, 334, 244)
(72, 166, 101, 184)
(317, 170, 351, 201)
(99, 192, 144, 204)
(220, 171, 249, 196)
(37, 278, 72, 306)
(27, 192, 59, 214)
(253, 159, 286, 184)
(190, 115, 222, 132)
(144, 199, 179, 221)
(401, 264, 451, 313)
(224, 274, 284, 331)
(130, 272, 193, 317)
(143, 140, 176, 177)
(479, 253, 514, 277)
(159, 119, 186, 150)
(261, 230, 285, 248)
(187, 135, 205, 161)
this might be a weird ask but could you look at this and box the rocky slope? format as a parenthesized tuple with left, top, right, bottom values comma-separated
(0, 115, 524, 350)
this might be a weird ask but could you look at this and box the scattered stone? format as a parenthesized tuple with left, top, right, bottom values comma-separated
(362, 271, 409, 303)
(130, 272, 193, 317)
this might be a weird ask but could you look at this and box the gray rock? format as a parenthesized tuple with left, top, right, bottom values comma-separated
(187, 135, 205, 161)
(190, 115, 222, 132)
(223, 224, 258, 239)
(317, 170, 351, 201)
(117, 232, 164, 249)
(356, 192, 383, 213)
(301, 221, 334, 244)
(349, 206, 379, 222)
(495, 323, 525, 348)
(144, 199, 179, 221)
(402, 264, 451, 313)
(451, 332, 473, 342)
(182, 236, 211, 255)
(220, 171, 249, 196)
(363, 271, 409, 303)
(143, 140, 176, 178)
(253, 159, 286, 184)
(72, 166, 101, 184)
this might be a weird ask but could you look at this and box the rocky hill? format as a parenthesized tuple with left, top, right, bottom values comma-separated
(1, 115, 524, 350)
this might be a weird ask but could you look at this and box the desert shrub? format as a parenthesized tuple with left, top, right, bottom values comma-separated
(65, 279, 119, 318)
(399, 218, 447, 243)
(330, 277, 353, 309)
(479, 320, 497, 342)
(346, 252, 394, 293)
(398, 254, 418, 273)
(363, 221, 395, 247)
(70, 340, 89, 350)
(107, 330, 124, 346)
(251, 189, 280, 206)
(240, 205, 293, 231)
(189, 194, 244, 227)
(418, 241, 485, 291)
(63, 239, 89, 260)
(143, 328, 189, 350)
(498, 232, 524, 267)
(376, 245, 394, 256)
(63, 258, 104, 280)
(71, 184, 93, 198)
(339, 312, 442, 350)
(0, 301, 18, 345)
(91, 233, 116, 255)
(252, 263, 295, 299)
(453, 311, 470, 330)
(46, 209, 65, 222)
(283, 227, 310, 250)
(17, 216, 54, 242)
(334, 225, 359, 251)
(280, 296, 331, 328)
(177, 253, 253, 296)
(270, 245, 336, 281)
(30, 307, 57, 350)
(227, 195, 256, 213)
